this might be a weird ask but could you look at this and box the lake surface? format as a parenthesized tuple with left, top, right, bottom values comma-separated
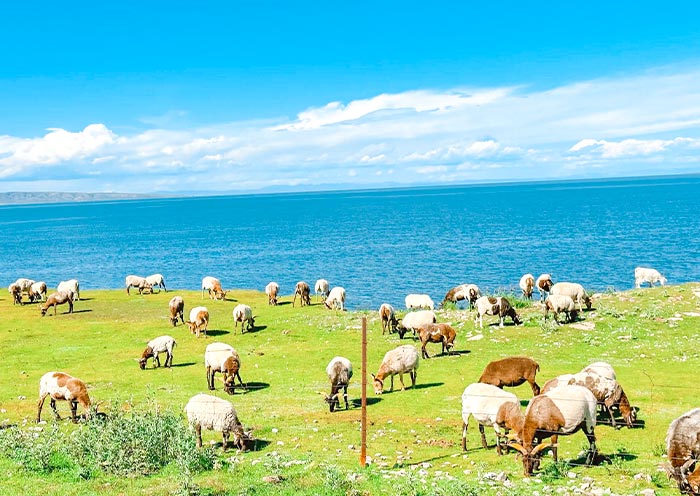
(1, 176, 698, 309)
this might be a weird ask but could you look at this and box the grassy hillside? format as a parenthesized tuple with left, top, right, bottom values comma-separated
(1, 284, 699, 495)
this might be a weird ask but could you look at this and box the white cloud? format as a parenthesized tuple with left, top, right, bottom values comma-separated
(569, 137, 699, 158)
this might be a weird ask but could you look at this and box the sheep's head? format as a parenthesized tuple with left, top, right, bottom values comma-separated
(233, 426, 255, 451)
(40, 306, 48, 316)
(371, 374, 384, 395)
(584, 296, 592, 310)
(324, 393, 340, 412)
(673, 459, 700, 495)
(510, 441, 549, 476)
(511, 310, 523, 326)
(223, 377, 237, 395)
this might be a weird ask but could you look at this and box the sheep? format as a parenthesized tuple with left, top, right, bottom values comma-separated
(40, 291, 74, 316)
(139, 335, 176, 369)
(293, 281, 311, 307)
(29, 281, 48, 302)
(232, 304, 255, 333)
(265, 281, 279, 306)
(125, 275, 151, 295)
(635, 266, 667, 288)
(536, 274, 554, 302)
(57, 279, 80, 301)
(10, 278, 35, 302)
(666, 408, 700, 495)
(379, 303, 399, 334)
(323, 356, 353, 412)
(541, 374, 576, 394)
(582, 361, 616, 381)
(478, 356, 541, 396)
(372, 345, 419, 394)
(474, 296, 522, 328)
(9, 284, 22, 305)
(417, 323, 456, 358)
(550, 282, 592, 312)
(460, 382, 523, 455)
(324, 286, 346, 310)
(186, 306, 209, 337)
(442, 283, 481, 308)
(145, 273, 167, 292)
(405, 293, 435, 310)
(315, 279, 330, 301)
(168, 296, 185, 326)
(201, 276, 226, 300)
(37, 371, 91, 423)
(510, 385, 598, 476)
(568, 370, 636, 429)
(395, 310, 437, 339)
(519, 274, 535, 300)
(543, 294, 578, 323)
(184, 393, 254, 451)
(204, 342, 245, 394)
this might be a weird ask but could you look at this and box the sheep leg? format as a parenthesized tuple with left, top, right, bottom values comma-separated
(195, 424, 203, 448)
(551, 434, 558, 461)
(166, 352, 173, 368)
(421, 342, 429, 359)
(70, 400, 78, 423)
(154, 355, 161, 368)
(235, 371, 246, 391)
(68, 300, 73, 314)
(222, 430, 229, 450)
(411, 369, 417, 388)
(584, 431, 597, 465)
(389, 375, 395, 392)
(49, 398, 61, 420)
(461, 421, 468, 451)
(530, 381, 541, 396)
(478, 423, 488, 449)
(37, 393, 49, 422)
(207, 367, 215, 391)
(343, 385, 349, 409)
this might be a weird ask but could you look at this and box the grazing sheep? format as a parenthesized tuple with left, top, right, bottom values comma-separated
(125, 275, 151, 295)
(204, 342, 245, 394)
(293, 281, 311, 307)
(519, 274, 535, 300)
(9, 284, 21, 305)
(550, 282, 592, 311)
(479, 356, 541, 396)
(536, 274, 554, 302)
(379, 303, 399, 334)
(372, 345, 420, 394)
(442, 284, 481, 308)
(265, 282, 279, 306)
(405, 293, 435, 310)
(324, 286, 346, 310)
(395, 310, 437, 339)
(232, 304, 255, 333)
(201, 276, 226, 300)
(510, 385, 598, 476)
(582, 361, 616, 381)
(417, 323, 456, 358)
(40, 291, 74, 316)
(461, 383, 523, 455)
(541, 374, 576, 394)
(145, 273, 167, 292)
(10, 278, 35, 302)
(186, 306, 209, 337)
(37, 371, 91, 423)
(29, 281, 48, 302)
(568, 370, 636, 429)
(635, 266, 667, 288)
(666, 408, 700, 495)
(139, 335, 176, 369)
(324, 356, 353, 412)
(168, 296, 185, 326)
(543, 294, 578, 323)
(57, 279, 80, 301)
(315, 279, 330, 300)
(184, 393, 254, 451)
(474, 296, 522, 328)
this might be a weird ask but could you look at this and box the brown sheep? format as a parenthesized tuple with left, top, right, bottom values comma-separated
(40, 291, 74, 316)
(417, 323, 456, 358)
(478, 356, 541, 396)
(379, 303, 399, 334)
(293, 281, 311, 307)
(168, 296, 185, 326)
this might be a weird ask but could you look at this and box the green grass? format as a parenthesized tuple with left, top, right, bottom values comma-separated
(2, 284, 700, 494)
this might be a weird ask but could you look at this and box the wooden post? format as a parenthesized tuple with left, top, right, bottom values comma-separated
(360, 316, 367, 467)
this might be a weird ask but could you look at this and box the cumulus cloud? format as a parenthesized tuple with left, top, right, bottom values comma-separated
(569, 137, 699, 158)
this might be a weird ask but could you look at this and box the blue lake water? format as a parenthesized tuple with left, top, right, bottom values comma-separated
(1, 176, 698, 310)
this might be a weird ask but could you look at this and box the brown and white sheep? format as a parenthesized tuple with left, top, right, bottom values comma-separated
(474, 296, 522, 328)
(372, 345, 420, 394)
(582, 361, 616, 381)
(265, 282, 279, 306)
(29, 281, 48, 302)
(478, 356, 541, 396)
(417, 323, 456, 358)
(125, 275, 151, 295)
(568, 370, 636, 429)
(379, 303, 399, 334)
(9, 284, 22, 305)
(323, 356, 353, 412)
(519, 274, 535, 300)
(37, 371, 91, 423)
(395, 310, 437, 339)
(293, 281, 311, 307)
(510, 385, 598, 476)
(324, 286, 346, 310)
(666, 408, 700, 495)
(201, 276, 226, 300)
(232, 304, 255, 333)
(205, 342, 245, 394)
(168, 296, 185, 326)
(40, 291, 74, 316)
(536, 274, 554, 302)
(57, 279, 80, 301)
(186, 306, 209, 337)
(9, 278, 35, 303)
(635, 266, 667, 288)
(139, 335, 177, 369)
(543, 294, 578, 323)
(442, 284, 481, 308)
(550, 282, 592, 311)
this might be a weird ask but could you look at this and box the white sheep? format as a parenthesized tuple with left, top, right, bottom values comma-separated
(634, 266, 667, 288)
(125, 275, 151, 295)
(29, 281, 48, 302)
(581, 361, 616, 381)
(461, 382, 522, 455)
(204, 342, 245, 394)
(184, 393, 254, 451)
(139, 335, 177, 369)
(10, 278, 35, 303)
(186, 306, 209, 337)
(265, 282, 279, 306)
(550, 282, 591, 311)
(405, 293, 435, 310)
(232, 304, 255, 333)
(145, 273, 167, 292)
(396, 310, 437, 339)
(37, 371, 91, 423)
(543, 294, 578, 323)
(315, 279, 330, 300)
(201, 276, 226, 300)
(323, 356, 353, 412)
(324, 286, 346, 310)
(57, 279, 80, 301)
(541, 374, 576, 394)
(474, 296, 522, 328)
(372, 345, 420, 394)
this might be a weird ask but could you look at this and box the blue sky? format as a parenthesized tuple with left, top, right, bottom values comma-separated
(1, 2, 700, 193)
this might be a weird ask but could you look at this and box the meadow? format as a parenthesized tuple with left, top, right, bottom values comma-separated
(1, 283, 699, 495)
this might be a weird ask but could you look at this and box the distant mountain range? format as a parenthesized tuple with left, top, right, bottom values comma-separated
(0, 192, 161, 205)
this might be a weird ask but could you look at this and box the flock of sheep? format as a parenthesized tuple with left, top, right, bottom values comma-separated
(9, 265, 699, 494)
